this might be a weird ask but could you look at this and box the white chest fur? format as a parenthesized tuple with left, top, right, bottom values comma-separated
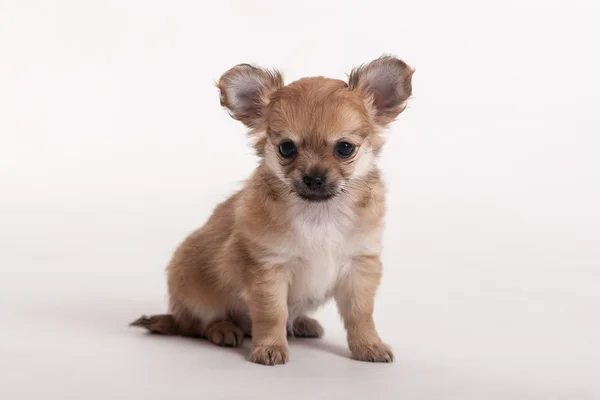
(270, 199, 361, 318)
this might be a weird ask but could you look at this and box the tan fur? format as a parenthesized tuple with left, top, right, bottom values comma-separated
(130, 56, 414, 365)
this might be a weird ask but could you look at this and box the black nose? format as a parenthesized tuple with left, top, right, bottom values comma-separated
(302, 174, 326, 191)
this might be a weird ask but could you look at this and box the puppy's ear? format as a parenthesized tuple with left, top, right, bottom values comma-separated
(348, 56, 414, 125)
(217, 64, 283, 130)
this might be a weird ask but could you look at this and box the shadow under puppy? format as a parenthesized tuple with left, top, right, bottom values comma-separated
(131, 56, 414, 365)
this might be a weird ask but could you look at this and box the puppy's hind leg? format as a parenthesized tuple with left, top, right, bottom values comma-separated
(195, 305, 244, 347)
(289, 315, 324, 338)
(204, 320, 244, 347)
(130, 301, 244, 347)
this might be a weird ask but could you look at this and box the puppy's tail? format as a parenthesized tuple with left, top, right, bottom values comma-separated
(129, 314, 181, 335)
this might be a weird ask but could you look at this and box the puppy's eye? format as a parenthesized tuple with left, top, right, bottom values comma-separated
(335, 141, 355, 158)
(278, 141, 297, 158)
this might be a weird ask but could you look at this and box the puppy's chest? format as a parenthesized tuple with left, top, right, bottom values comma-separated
(279, 205, 357, 306)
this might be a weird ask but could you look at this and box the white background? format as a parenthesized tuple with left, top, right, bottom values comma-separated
(1, 0, 599, 399)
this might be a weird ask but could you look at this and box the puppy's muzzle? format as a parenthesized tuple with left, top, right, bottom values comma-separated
(294, 174, 337, 201)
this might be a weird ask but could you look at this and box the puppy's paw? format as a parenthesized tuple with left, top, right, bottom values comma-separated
(291, 316, 324, 338)
(249, 345, 289, 366)
(204, 320, 244, 347)
(350, 342, 394, 363)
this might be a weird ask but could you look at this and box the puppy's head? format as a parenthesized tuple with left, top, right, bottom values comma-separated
(217, 56, 413, 202)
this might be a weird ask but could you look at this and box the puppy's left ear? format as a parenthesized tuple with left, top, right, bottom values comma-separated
(217, 64, 283, 130)
(348, 56, 414, 126)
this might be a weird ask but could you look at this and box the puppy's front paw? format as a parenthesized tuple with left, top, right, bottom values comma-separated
(350, 342, 394, 363)
(249, 345, 289, 366)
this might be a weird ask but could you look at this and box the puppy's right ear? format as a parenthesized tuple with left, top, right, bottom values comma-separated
(217, 64, 283, 130)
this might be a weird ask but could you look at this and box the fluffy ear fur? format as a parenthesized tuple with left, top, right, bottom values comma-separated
(217, 64, 283, 130)
(348, 56, 414, 125)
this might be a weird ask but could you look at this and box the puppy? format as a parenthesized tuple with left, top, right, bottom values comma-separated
(131, 56, 414, 365)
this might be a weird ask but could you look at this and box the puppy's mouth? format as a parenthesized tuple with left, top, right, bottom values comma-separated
(292, 181, 339, 202)
(296, 192, 336, 202)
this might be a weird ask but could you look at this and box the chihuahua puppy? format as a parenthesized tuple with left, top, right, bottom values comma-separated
(131, 56, 414, 365)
